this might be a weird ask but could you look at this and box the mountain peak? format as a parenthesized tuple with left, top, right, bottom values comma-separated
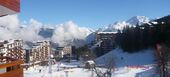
(127, 16, 150, 25)
(99, 16, 150, 31)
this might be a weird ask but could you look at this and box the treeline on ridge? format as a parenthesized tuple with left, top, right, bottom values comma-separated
(115, 15, 170, 53)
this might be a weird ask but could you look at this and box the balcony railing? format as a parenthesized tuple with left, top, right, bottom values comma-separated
(0, 57, 24, 77)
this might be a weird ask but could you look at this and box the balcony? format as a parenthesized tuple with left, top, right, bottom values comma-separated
(0, 57, 24, 77)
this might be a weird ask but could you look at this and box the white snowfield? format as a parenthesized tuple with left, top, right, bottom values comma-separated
(95, 48, 155, 67)
(24, 63, 92, 77)
(24, 48, 159, 77)
(24, 63, 157, 77)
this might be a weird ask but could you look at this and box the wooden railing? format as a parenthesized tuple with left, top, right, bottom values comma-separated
(0, 57, 24, 77)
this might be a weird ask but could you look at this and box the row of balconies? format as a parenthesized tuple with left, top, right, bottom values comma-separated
(1, 40, 23, 50)
(25, 45, 51, 63)
(0, 57, 24, 77)
(0, 40, 52, 65)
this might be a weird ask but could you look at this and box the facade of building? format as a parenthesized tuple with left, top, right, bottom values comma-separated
(56, 46, 75, 58)
(96, 32, 117, 56)
(25, 41, 52, 64)
(0, 39, 24, 60)
(0, 40, 24, 77)
(0, 0, 23, 77)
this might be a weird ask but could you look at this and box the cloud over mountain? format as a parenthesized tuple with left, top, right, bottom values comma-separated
(0, 14, 151, 47)
(51, 21, 92, 46)
(0, 14, 93, 47)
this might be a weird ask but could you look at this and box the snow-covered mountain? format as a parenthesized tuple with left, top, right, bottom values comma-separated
(101, 16, 150, 31)
(0, 14, 151, 47)
(26, 16, 150, 47)
(85, 32, 96, 44)
(85, 16, 150, 45)
(0, 15, 93, 47)
(127, 16, 150, 25)
(38, 27, 54, 38)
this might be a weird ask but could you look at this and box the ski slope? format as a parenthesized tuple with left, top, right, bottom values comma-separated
(95, 48, 155, 67)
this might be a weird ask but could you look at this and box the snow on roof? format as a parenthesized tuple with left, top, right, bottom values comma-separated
(86, 60, 95, 65)
(151, 21, 158, 24)
(161, 22, 165, 24)
(8, 39, 15, 44)
(0, 39, 22, 44)
(146, 22, 152, 25)
(0, 40, 5, 42)
(32, 45, 41, 49)
(97, 32, 117, 34)
(23, 44, 32, 49)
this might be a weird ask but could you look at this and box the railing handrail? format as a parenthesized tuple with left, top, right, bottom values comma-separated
(0, 57, 24, 69)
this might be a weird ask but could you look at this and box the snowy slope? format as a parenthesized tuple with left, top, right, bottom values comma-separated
(24, 47, 158, 77)
(85, 32, 96, 44)
(99, 16, 150, 31)
(126, 16, 150, 25)
(85, 16, 150, 44)
(95, 48, 155, 67)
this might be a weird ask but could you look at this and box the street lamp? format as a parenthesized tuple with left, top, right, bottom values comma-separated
(48, 55, 54, 74)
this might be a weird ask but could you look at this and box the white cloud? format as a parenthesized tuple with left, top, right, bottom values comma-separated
(0, 14, 92, 46)
(0, 14, 20, 31)
(51, 21, 92, 46)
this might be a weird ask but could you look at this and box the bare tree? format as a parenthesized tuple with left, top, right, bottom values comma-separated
(156, 43, 170, 77)
(84, 57, 115, 77)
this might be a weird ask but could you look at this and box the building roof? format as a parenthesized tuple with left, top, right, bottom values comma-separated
(0, 0, 20, 16)
(86, 60, 95, 65)
(97, 32, 117, 34)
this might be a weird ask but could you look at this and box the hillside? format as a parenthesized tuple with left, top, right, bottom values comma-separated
(95, 48, 155, 67)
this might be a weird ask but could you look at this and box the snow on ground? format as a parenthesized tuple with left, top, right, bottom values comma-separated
(113, 67, 146, 77)
(24, 64, 91, 77)
(24, 48, 158, 77)
(24, 62, 158, 77)
(95, 48, 155, 67)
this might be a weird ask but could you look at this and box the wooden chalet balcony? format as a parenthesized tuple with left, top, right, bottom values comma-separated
(0, 57, 24, 77)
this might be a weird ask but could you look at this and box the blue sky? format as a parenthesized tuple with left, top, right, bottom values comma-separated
(20, 0, 170, 29)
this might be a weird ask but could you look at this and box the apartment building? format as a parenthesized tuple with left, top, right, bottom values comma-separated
(0, 0, 24, 77)
(25, 41, 52, 64)
(0, 40, 24, 77)
(96, 32, 117, 56)
(0, 39, 24, 60)
(56, 46, 75, 58)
